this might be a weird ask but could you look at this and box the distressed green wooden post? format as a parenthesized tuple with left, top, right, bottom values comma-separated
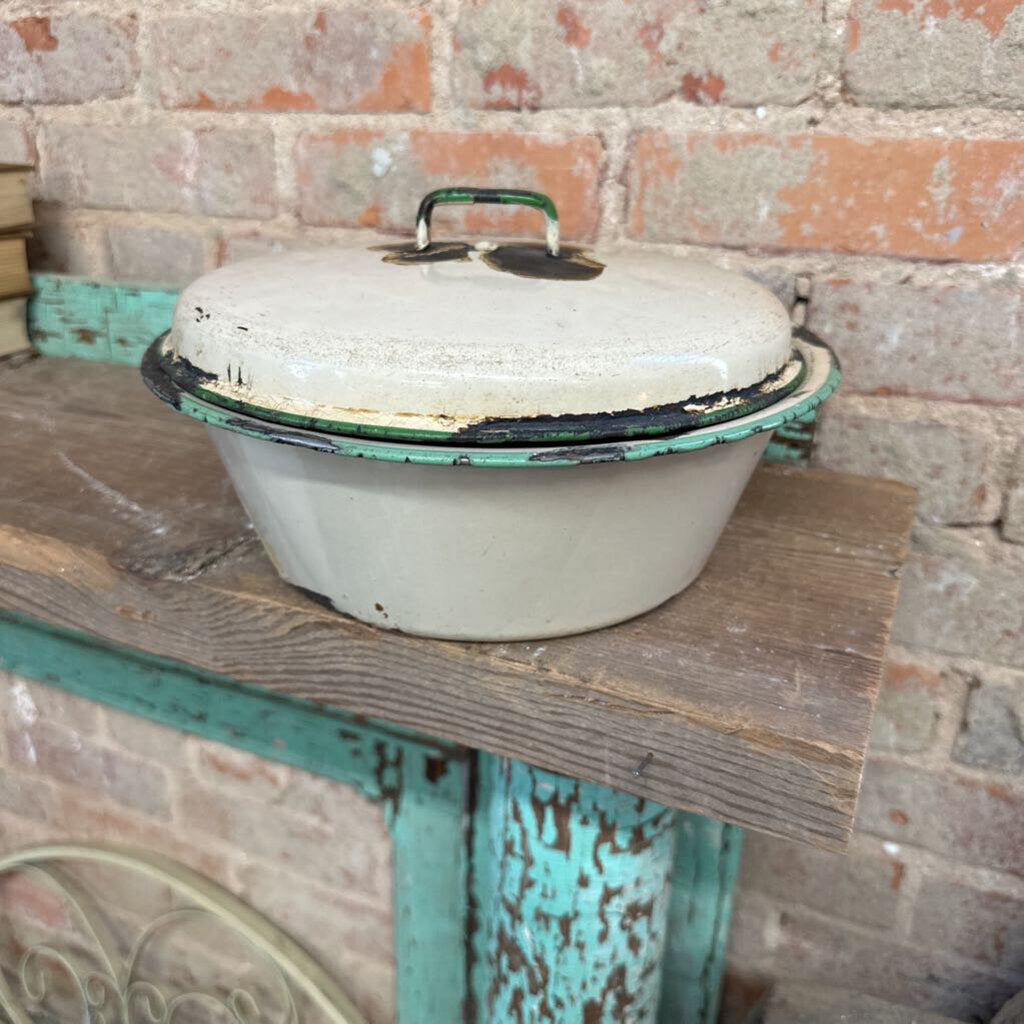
(660, 816, 744, 1024)
(470, 755, 677, 1022)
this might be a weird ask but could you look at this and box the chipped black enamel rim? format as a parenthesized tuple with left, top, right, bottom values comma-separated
(151, 331, 807, 447)
(141, 329, 840, 468)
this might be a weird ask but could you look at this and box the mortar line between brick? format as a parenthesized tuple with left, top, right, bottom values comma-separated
(733, 889, 1024, 984)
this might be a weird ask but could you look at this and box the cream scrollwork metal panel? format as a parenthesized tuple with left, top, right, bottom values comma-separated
(0, 844, 368, 1024)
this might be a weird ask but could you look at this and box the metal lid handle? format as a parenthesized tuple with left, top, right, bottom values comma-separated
(415, 187, 560, 258)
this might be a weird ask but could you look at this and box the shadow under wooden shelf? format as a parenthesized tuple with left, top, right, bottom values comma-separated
(0, 355, 915, 851)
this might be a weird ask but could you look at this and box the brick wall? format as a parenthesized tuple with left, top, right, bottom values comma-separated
(0, 671, 396, 1023)
(0, 1, 1022, 1021)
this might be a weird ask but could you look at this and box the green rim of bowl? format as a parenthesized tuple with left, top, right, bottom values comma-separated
(141, 328, 840, 469)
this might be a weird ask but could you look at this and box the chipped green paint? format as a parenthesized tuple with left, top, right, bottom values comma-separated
(142, 333, 838, 469)
(0, 609, 467, 1024)
(28, 274, 177, 365)
(661, 816, 744, 1024)
(764, 411, 819, 466)
(469, 756, 677, 1022)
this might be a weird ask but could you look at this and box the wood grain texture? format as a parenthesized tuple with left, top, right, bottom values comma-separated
(0, 358, 916, 850)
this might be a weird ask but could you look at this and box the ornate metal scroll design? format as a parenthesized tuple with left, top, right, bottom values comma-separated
(0, 843, 368, 1024)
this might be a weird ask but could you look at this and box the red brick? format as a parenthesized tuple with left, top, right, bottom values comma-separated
(42, 124, 276, 219)
(218, 233, 295, 265)
(1, 672, 101, 732)
(237, 863, 396, 1022)
(805, 278, 1023, 405)
(1005, 484, 1024, 543)
(57, 793, 233, 886)
(195, 740, 395, 825)
(0, 873, 74, 930)
(855, 759, 1024, 875)
(893, 525, 1024, 664)
(726, 894, 1021, 1020)
(239, 861, 394, 963)
(106, 226, 207, 288)
(180, 784, 391, 905)
(153, 5, 431, 113)
(845, 0, 1024, 109)
(718, 970, 772, 1024)
(102, 705, 194, 768)
(813, 397, 1006, 525)
(0, 15, 138, 103)
(953, 667, 1024, 775)
(195, 743, 291, 794)
(626, 132, 1024, 261)
(24, 206, 103, 276)
(295, 129, 604, 239)
(869, 657, 947, 754)
(452, 0, 819, 109)
(1004, 441, 1024, 544)
(0, 770, 55, 823)
(912, 874, 1024, 969)
(0, 810, 49, 852)
(758, 982, 970, 1024)
(7, 719, 171, 819)
(738, 833, 907, 928)
(0, 119, 34, 165)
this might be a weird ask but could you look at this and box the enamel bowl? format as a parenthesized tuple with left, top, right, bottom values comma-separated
(142, 188, 840, 640)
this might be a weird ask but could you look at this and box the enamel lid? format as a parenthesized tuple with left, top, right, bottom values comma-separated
(163, 188, 796, 445)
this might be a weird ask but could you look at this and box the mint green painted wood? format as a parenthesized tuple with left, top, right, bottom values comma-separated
(764, 411, 819, 465)
(28, 274, 176, 364)
(660, 816, 744, 1024)
(470, 755, 677, 1023)
(0, 609, 467, 1024)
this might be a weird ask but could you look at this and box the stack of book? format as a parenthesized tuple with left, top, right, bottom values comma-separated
(0, 164, 32, 358)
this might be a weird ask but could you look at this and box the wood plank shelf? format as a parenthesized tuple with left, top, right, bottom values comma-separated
(0, 355, 915, 851)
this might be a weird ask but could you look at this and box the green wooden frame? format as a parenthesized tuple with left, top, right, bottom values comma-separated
(11, 273, 754, 1023)
(0, 609, 468, 1024)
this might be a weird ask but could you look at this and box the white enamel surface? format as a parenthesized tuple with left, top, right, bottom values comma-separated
(209, 427, 769, 641)
(174, 245, 792, 434)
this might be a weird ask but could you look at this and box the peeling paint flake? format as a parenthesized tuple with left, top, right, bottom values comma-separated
(478, 761, 675, 1022)
(11, 15, 58, 52)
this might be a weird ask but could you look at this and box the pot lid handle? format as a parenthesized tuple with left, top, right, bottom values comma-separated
(415, 187, 560, 258)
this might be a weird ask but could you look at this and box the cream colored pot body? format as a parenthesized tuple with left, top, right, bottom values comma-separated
(209, 428, 770, 641)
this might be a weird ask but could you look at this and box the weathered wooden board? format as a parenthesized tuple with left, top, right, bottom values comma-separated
(0, 357, 915, 850)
